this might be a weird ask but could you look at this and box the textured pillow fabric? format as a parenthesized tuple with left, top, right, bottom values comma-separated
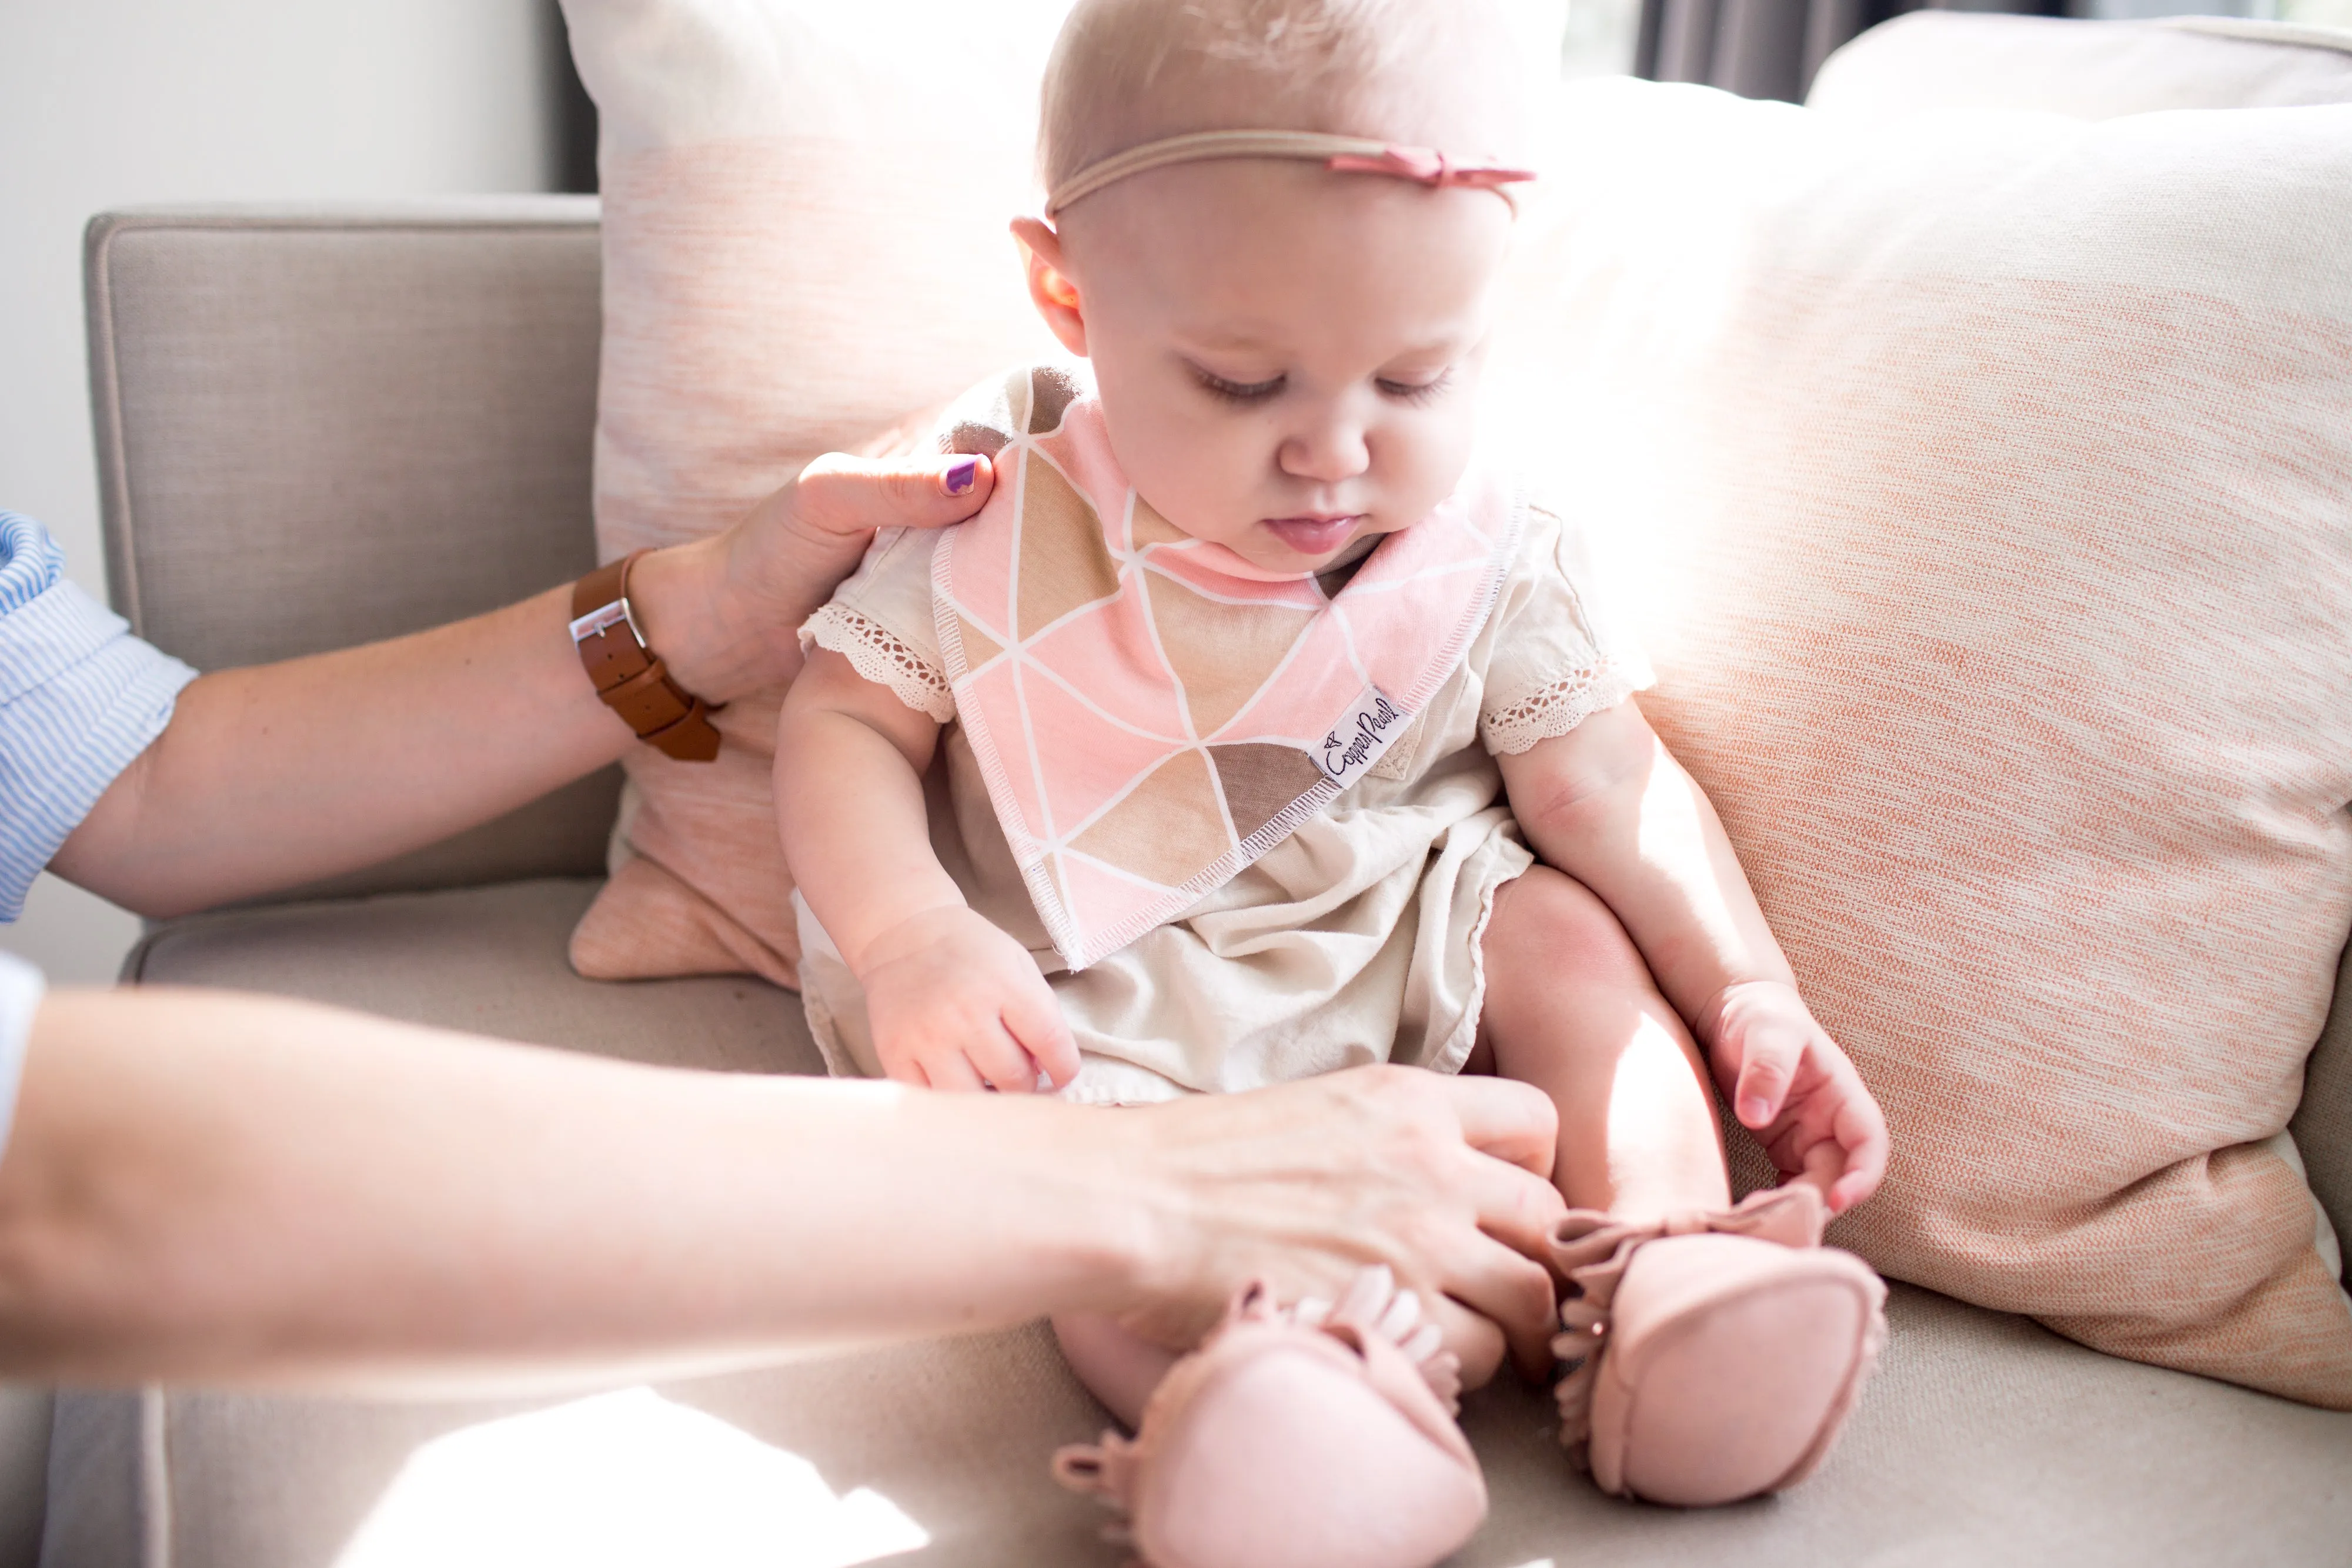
(1808, 13, 2352, 123)
(556, 0, 1571, 987)
(1487, 81, 2352, 1406)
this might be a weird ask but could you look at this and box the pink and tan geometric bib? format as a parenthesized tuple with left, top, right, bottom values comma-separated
(935, 365, 1522, 971)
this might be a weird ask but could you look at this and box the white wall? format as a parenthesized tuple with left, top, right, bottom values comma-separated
(1563, 0, 1643, 78)
(0, 0, 559, 982)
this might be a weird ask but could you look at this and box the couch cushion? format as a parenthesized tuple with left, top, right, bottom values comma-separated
(86, 205, 620, 903)
(45, 1298, 2352, 1568)
(122, 878, 819, 1076)
(46, 880, 2352, 1567)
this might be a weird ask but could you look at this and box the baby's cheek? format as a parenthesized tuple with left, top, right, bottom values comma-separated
(1391, 409, 1481, 520)
(1131, 430, 1261, 545)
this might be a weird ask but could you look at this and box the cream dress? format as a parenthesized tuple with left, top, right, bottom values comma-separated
(798, 481, 1651, 1105)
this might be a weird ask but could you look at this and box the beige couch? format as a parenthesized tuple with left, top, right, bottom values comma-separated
(20, 22, 2352, 1568)
(22, 199, 2350, 1568)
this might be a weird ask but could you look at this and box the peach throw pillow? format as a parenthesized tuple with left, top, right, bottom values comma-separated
(1488, 82, 2352, 1406)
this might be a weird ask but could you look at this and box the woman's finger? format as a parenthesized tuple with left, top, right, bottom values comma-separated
(1429, 1229, 1562, 1380)
(1424, 1073, 1559, 1178)
(1427, 1295, 1508, 1390)
(794, 450, 997, 536)
(1452, 1139, 1570, 1266)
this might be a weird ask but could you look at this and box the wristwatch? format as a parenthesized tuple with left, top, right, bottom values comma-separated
(570, 550, 723, 763)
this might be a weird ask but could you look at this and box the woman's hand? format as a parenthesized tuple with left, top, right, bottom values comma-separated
(0, 994, 1566, 1392)
(630, 451, 994, 704)
(1698, 979, 1889, 1213)
(857, 905, 1081, 1093)
(1112, 1067, 1569, 1379)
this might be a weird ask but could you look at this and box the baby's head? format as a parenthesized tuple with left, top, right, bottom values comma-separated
(1015, 0, 1529, 573)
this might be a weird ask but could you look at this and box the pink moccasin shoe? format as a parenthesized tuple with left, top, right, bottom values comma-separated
(1549, 1184, 1887, 1508)
(1053, 1269, 1486, 1568)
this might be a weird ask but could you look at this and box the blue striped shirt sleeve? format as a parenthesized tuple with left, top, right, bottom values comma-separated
(0, 511, 198, 922)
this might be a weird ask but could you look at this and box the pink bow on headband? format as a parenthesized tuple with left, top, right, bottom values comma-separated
(1044, 130, 1538, 216)
(1325, 145, 1537, 192)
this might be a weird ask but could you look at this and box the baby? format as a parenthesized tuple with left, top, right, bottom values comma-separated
(777, 0, 1892, 1552)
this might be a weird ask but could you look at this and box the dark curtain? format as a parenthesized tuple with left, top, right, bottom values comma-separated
(547, 0, 598, 193)
(1636, 0, 2068, 103)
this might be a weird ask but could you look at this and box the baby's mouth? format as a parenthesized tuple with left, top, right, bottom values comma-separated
(1261, 514, 1362, 556)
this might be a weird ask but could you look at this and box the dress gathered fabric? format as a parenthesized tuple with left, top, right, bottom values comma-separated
(797, 365, 1652, 1105)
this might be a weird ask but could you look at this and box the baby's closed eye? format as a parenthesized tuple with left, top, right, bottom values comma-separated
(1375, 369, 1454, 406)
(1192, 365, 1287, 404)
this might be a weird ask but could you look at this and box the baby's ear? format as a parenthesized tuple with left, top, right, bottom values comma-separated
(1011, 217, 1088, 357)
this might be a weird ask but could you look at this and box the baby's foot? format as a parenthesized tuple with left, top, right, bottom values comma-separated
(1548, 1184, 1887, 1507)
(1053, 1268, 1486, 1568)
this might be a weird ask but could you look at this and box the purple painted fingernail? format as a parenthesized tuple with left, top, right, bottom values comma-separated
(944, 457, 980, 495)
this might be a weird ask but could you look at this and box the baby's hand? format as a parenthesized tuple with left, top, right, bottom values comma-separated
(856, 906, 1080, 1093)
(1699, 979, 1889, 1213)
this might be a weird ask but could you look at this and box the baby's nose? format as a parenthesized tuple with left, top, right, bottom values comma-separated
(1278, 417, 1371, 484)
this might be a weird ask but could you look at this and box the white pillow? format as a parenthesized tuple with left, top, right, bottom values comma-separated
(1808, 12, 2352, 122)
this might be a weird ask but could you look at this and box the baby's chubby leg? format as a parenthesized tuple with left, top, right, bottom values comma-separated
(1472, 865, 1883, 1506)
(1472, 864, 1731, 1220)
(1057, 867, 1712, 1421)
(1054, 1312, 1182, 1429)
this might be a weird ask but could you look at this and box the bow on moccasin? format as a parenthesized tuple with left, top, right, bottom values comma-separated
(1542, 1184, 1888, 1506)
(1548, 1185, 1829, 1467)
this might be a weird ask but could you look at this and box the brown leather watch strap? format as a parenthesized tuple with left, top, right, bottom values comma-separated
(570, 550, 723, 763)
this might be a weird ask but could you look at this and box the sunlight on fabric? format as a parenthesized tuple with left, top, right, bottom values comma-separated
(333, 1387, 928, 1568)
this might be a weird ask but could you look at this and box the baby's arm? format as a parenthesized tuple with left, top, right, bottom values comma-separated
(776, 650, 1078, 1092)
(1496, 700, 1888, 1211)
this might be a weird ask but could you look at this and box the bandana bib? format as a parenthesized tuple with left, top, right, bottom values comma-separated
(936, 367, 1521, 971)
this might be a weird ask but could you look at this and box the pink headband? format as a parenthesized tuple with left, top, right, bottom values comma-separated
(1045, 129, 1535, 217)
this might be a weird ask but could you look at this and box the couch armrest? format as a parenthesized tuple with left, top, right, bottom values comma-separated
(84, 200, 619, 901)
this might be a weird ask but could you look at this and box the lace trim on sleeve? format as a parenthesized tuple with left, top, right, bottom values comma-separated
(803, 603, 956, 722)
(1482, 661, 1643, 756)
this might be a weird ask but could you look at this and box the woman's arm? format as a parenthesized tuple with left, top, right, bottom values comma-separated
(1498, 700, 1889, 1209)
(774, 649, 1078, 1089)
(0, 987, 1566, 1392)
(51, 454, 993, 918)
